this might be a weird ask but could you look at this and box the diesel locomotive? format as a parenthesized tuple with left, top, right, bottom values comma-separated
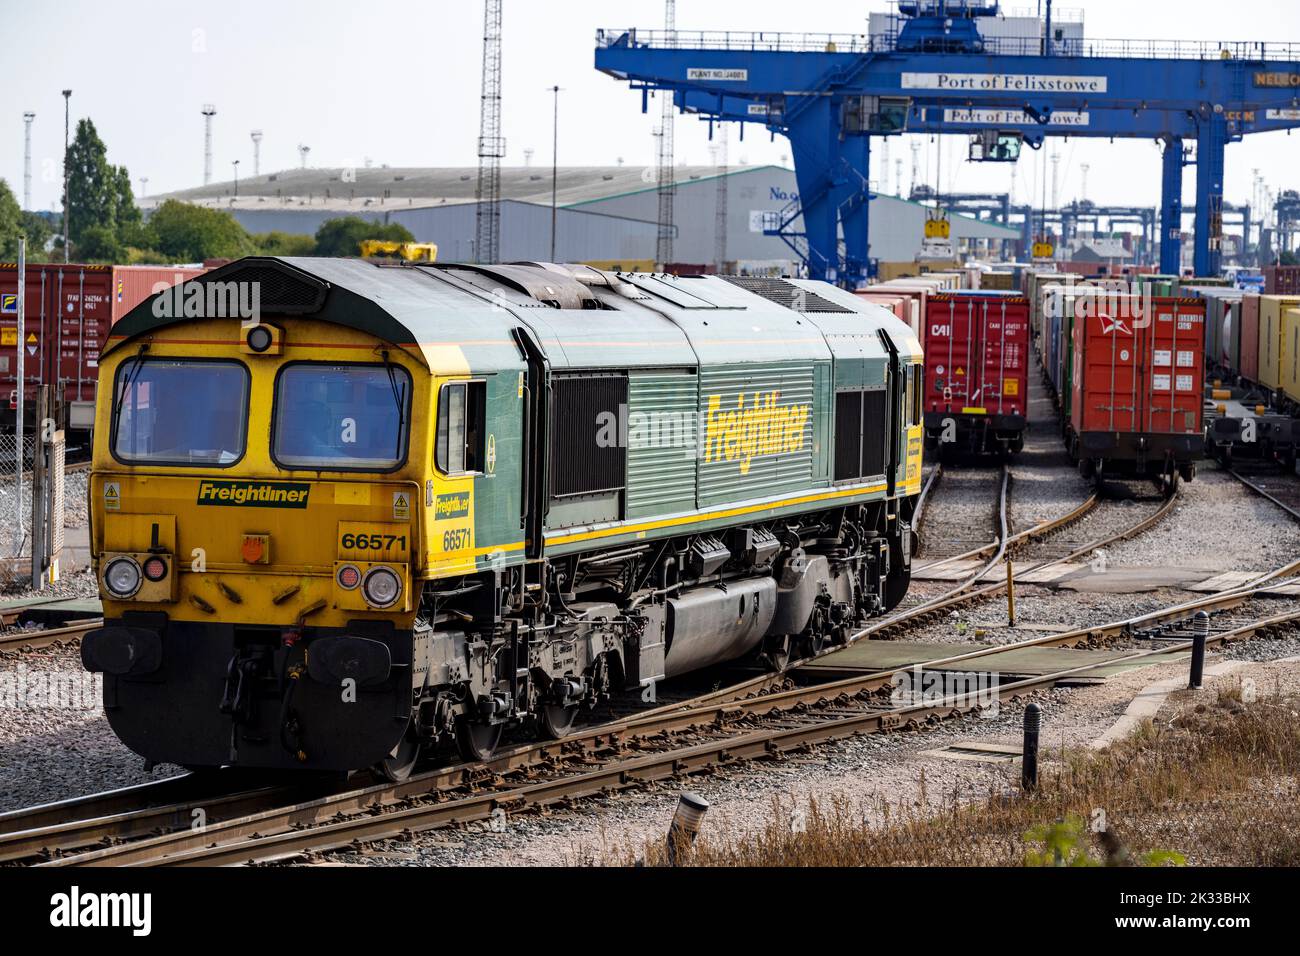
(81, 257, 922, 778)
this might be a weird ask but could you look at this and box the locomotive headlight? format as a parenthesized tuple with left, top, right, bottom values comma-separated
(361, 566, 402, 608)
(103, 556, 143, 599)
(246, 325, 273, 353)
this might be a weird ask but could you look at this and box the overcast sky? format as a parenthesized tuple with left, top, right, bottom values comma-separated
(4, 0, 1299, 216)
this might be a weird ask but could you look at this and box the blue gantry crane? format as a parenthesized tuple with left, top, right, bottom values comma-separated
(595, 1, 1300, 285)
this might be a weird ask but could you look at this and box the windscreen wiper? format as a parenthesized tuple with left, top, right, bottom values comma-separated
(379, 350, 407, 459)
(111, 345, 151, 446)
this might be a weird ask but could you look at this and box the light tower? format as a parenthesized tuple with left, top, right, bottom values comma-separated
(22, 112, 34, 211)
(909, 140, 921, 198)
(475, 0, 505, 265)
(523, 148, 534, 168)
(1079, 163, 1089, 204)
(654, 0, 677, 270)
(298, 144, 310, 168)
(62, 89, 71, 262)
(712, 127, 728, 273)
(250, 130, 263, 176)
(201, 104, 216, 185)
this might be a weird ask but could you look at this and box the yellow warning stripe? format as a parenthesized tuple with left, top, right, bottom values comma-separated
(546, 481, 889, 547)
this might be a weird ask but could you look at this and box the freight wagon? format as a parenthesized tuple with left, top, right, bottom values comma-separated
(1068, 296, 1205, 483)
(0, 263, 203, 444)
(922, 291, 1029, 457)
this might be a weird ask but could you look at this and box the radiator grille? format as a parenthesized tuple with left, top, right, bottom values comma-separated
(549, 374, 628, 498)
(723, 275, 853, 313)
(210, 263, 327, 314)
(834, 388, 889, 481)
(834, 391, 863, 481)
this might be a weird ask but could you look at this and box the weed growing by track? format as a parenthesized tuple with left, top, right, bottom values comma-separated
(610, 683, 1300, 867)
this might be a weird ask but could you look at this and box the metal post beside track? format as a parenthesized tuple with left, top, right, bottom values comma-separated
(1021, 702, 1041, 793)
(14, 239, 24, 559)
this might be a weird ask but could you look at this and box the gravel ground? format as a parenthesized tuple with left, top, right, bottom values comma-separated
(916, 465, 1004, 559)
(1100, 466, 1300, 572)
(1008, 372, 1092, 532)
(0, 645, 181, 813)
(317, 644, 1300, 867)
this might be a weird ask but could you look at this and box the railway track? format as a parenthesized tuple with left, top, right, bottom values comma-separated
(0, 468, 1193, 867)
(0, 618, 100, 652)
(9, 455, 1279, 867)
(1227, 467, 1300, 523)
(27, 585, 1297, 868)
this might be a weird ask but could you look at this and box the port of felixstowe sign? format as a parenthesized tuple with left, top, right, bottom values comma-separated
(902, 72, 1108, 93)
(943, 108, 1090, 126)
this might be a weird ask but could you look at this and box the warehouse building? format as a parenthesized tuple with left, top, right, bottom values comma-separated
(146, 165, 1019, 271)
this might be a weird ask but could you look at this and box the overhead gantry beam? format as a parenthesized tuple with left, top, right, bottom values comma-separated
(598, 29, 1300, 282)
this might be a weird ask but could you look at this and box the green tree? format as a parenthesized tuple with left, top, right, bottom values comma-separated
(62, 117, 140, 256)
(65, 118, 138, 253)
(253, 231, 318, 257)
(148, 199, 255, 262)
(19, 212, 54, 259)
(313, 216, 414, 257)
(78, 223, 125, 263)
(0, 178, 21, 259)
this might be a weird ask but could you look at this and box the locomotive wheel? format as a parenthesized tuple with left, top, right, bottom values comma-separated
(376, 729, 422, 783)
(455, 718, 504, 763)
(539, 703, 581, 739)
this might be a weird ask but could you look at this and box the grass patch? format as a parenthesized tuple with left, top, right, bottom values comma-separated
(612, 684, 1300, 867)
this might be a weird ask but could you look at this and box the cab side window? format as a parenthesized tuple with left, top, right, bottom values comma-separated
(436, 381, 486, 475)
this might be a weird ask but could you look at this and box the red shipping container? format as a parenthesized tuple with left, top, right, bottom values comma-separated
(1069, 295, 1205, 479)
(110, 265, 206, 323)
(0, 263, 204, 433)
(922, 293, 1029, 454)
(1239, 293, 1260, 383)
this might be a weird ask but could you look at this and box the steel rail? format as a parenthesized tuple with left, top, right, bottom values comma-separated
(25, 541, 1292, 868)
(71, 605, 1300, 868)
(0, 618, 101, 652)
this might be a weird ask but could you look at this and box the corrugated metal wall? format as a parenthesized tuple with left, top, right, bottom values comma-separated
(626, 370, 698, 518)
(697, 363, 817, 507)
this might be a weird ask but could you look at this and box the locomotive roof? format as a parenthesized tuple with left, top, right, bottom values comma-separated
(106, 256, 915, 372)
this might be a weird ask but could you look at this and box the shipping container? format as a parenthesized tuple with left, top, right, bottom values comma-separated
(852, 292, 918, 338)
(111, 265, 206, 322)
(979, 270, 1016, 291)
(1239, 294, 1261, 383)
(0, 262, 204, 438)
(876, 260, 962, 282)
(1069, 296, 1205, 480)
(1257, 296, 1300, 392)
(922, 292, 1029, 455)
(1282, 308, 1300, 406)
(1265, 264, 1300, 296)
(1183, 286, 1244, 374)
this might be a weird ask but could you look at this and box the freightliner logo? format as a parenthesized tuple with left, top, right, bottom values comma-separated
(197, 480, 310, 508)
(434, 492, 471, 520)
